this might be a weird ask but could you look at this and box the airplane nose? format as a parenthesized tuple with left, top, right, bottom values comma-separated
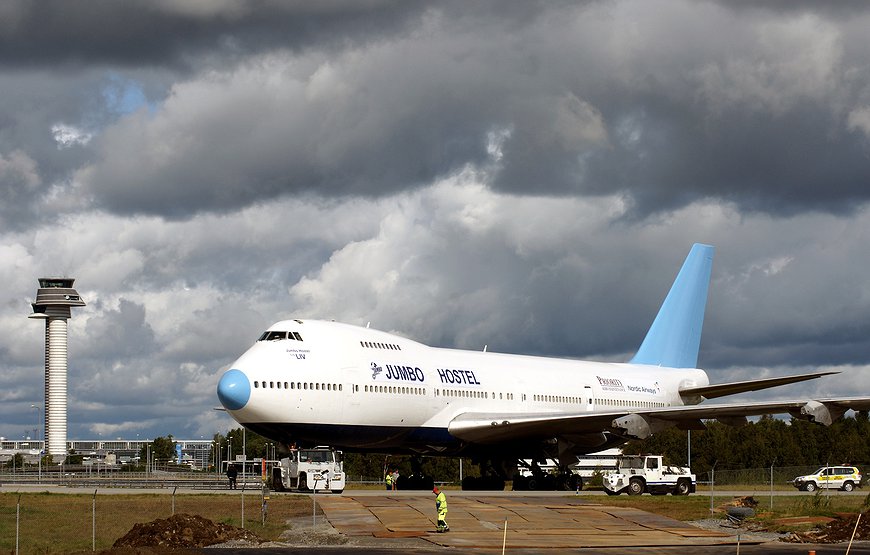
(217, 369, 251, 411)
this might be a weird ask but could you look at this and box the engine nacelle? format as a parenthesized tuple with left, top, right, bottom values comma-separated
(792, 401, 846, 426)
(611, 414, 673, 440)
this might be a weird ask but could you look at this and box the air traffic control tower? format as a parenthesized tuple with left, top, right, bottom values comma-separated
(29, 278, 86, 461)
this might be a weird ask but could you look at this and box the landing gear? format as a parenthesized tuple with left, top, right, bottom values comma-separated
(461, 457, 511, 491)
(512, 460, 581, 491)
(396, 455, 434, 490)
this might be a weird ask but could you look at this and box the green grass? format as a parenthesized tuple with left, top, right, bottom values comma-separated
(0, 492, 313, 553)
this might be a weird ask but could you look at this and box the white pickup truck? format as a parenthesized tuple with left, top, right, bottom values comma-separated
(603, 455, 695, 496)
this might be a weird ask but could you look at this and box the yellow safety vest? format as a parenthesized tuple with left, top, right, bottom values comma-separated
(435, 491, 447, 513)
(385, 473, 393, 486)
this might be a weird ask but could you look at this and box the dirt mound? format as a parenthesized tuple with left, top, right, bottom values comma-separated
(785, 511, 870, 543)
(112, 513, 261, 549)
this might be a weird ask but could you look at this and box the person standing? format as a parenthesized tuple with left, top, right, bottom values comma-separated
(433, 486, 449, 532)
(385, 469, 393, 491)
(392, 469, 399, 490)
(227, 463, 238, 490)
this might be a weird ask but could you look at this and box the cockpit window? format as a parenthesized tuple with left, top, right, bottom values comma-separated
(258, 330, 304, 342)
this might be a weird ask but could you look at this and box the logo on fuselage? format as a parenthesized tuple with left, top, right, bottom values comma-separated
(596, 376, 624, 392)
(371, 362, 426, 382)
(371, 362, 383, 379)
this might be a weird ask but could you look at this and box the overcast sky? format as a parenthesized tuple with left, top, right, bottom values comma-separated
(2, 0, 870, 442)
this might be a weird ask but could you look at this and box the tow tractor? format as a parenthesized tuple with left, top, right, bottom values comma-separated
(271, 446, 345, 493)
(603, 454, 695, 496)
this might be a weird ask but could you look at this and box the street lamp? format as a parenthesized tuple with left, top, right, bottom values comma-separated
(31, 404, 42, 483)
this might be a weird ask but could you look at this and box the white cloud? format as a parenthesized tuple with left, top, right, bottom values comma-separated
(51, 123, 93, 148)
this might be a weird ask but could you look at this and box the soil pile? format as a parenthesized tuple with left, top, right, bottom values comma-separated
(112, 513, 261, 549)
(785, 511, 870, 543)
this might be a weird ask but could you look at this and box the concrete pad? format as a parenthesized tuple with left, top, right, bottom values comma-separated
(316, 494, 744, 549)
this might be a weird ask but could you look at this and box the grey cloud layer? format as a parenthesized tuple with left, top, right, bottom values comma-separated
(59, 1, 870, 220)
(2, 0, 870, 440)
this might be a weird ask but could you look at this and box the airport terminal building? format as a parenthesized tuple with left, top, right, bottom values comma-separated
(0, 438, 216, 470)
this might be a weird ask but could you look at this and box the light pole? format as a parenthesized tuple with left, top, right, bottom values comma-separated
(31, 404, 42, 482)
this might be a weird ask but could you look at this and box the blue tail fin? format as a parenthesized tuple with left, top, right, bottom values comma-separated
(630, 243, 714, 368)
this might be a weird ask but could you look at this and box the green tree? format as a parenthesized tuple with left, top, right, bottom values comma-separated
(139, 435, 176, 464)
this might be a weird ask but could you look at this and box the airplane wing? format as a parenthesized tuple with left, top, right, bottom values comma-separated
(678, 371, 839, 400)
(447, 397, 870, 444)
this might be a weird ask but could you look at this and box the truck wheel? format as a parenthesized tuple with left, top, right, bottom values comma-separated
(843, 481, 854, 492)
(627, 477, 645, 496)
(673, 479, 691, 496)
(271, 468, 286, 492)
(804, 481, 816, 492)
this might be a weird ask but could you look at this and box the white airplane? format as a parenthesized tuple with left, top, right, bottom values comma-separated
(217, 244, 870, 489)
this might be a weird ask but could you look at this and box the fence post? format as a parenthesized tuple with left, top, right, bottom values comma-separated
(16, 493, 21, 555)
(92, 489, 97, 552)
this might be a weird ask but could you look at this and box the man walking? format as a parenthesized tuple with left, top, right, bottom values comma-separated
(433, 486, 449, 532)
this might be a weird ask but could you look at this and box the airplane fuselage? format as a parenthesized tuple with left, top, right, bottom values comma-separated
(218, 319, 710, 457)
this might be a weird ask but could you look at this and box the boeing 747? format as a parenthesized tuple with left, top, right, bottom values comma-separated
(217, 244, 870, 489)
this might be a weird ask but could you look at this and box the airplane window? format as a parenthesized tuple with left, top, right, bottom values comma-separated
(292, 332, 303, 341)
(360, 341, 364, 347)
(284, 382, 288, 388)
(303, 383, 308, 390)
(339, 384, 342, 391)
(315, 383, 320, 390)
(253, 381, 259, 388)
(261, 331, 286, 341)
(269, 381, 274, 388)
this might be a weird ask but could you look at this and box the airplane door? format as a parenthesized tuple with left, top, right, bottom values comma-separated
(343, 366, 359, 416)
(584, 385, 594, 411)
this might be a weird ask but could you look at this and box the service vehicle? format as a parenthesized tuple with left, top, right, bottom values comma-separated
(603, 454, 695, 496)
(271, 446, 345, 493)
(792, 466, 862, 492)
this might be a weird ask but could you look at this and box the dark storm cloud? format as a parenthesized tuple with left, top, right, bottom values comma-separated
(0, 0, 429, 69)
(66, 1, 870, 221)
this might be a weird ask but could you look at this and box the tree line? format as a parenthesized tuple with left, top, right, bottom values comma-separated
(624, 412, 870, 474)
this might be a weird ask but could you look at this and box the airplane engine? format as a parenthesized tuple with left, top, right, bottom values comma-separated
(610, 414, 673, 440)
(792, 400, 846, 426)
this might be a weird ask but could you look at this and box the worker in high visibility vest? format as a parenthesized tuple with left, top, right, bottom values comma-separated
(433, 486, 449, 532)
(385, 470, 393, 490)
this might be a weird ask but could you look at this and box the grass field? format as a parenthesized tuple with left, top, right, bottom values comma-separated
(1, 490, 867, 553)
(0, 491, 314, 553)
